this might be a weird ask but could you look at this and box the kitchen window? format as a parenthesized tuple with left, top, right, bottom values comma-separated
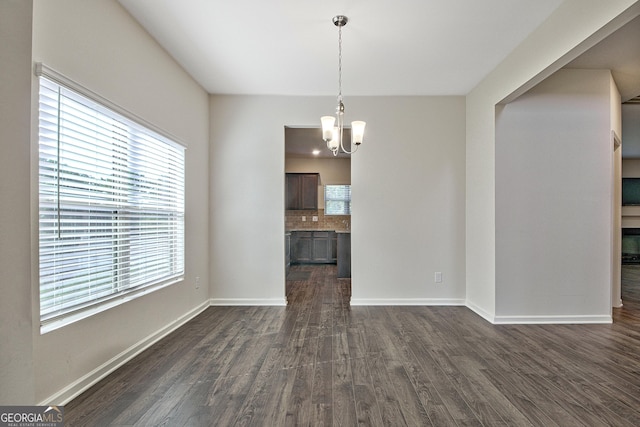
(36, 64, 185, 332)
(324, 185, 351, 215)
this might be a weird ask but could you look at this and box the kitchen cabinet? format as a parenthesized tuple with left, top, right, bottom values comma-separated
(292, 231, 313, 263)
(337, 232, 351, 278)
(291, 230, 336, 264)
(331, 233, 337, 262)
(286, 173, 319, 210)
(285, 233, 291, 274)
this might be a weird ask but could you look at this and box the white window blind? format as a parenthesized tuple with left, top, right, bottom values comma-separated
(324, 185, 351, 215)
(37, 69, 185, 331)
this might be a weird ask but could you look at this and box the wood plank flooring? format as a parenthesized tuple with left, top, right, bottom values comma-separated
(64, 264, 640, 426)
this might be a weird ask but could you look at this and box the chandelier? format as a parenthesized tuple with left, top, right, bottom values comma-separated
(321, 15, 366, 156)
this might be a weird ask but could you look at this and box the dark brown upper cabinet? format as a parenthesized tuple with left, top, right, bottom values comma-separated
(286, 173, 319, 210)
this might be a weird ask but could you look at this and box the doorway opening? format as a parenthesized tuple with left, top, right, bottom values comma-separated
(284, 126, 352, 305)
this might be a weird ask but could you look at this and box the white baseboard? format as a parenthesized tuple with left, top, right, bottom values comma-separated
(209, 298, 286, 306)
(493, 314, 612, 324)
(465, 301, 496, 323)
(39, 300, 210, 406)
(350, 298, 466, 306)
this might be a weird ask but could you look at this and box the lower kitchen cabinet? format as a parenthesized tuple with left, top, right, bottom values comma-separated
(292, 231, 313, 263)
(291, 231, 337, 264)
(337, 232, 351, 278)
(285, 233, 291, 274)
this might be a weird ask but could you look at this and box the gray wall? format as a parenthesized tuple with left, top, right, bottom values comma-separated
(466, 0, 640, 320)
(495, 69, 619, 321)
(28, 0, 210, 403)
(209, 95, 467, 305)
(0, 0, 35, 405)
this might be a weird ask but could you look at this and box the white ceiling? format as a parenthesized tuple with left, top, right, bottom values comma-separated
(118, 1, 640, 158)
(118, 0, 564, 96)
(565, 14, 640, 102)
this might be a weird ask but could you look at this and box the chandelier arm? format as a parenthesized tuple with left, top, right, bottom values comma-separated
(339, 136, 359, 154)
(338, 101, 358, 155)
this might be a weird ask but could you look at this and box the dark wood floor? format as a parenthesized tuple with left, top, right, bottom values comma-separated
(65, 264, 640, 426)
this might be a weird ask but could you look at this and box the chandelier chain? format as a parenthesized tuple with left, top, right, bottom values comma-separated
(338, 22, 343, 102)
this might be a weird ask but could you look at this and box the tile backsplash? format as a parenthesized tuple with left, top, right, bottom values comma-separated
(286, 209, 350, 232)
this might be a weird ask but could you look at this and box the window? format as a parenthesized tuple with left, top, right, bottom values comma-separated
(324, 185, 351, 215)
(37, 65, 185, 332)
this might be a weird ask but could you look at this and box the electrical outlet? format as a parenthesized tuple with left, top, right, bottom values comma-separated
(195, 276, 200, 289)
(302, 216, 306, 222)
(312, 216, 318, 222)
(434, 272, 442, 283)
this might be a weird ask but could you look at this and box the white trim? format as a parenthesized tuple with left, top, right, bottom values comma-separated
(350, 298, 466, 306)
(465, 300, 613, 324)
(209, 298, 287, 306)
(612, 129, 622, 311)
(34, 62, 187, 149)
(493, 314, 612, 325)
(41, 277, 182, 334)
(465, 301, 496, 323)
(38, 300, 209, 406)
